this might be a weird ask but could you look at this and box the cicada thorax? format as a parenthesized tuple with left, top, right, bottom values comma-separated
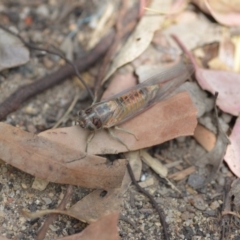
(78, 100, 119, 131)
(78, 106, 103, 131)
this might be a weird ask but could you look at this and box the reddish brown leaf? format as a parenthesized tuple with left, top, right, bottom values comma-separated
(0, 123, 126, 189)
(41, 91, 197, 154)
(196, 68, 240, 116)
(57, 212, 120, 240)
(22, 188, 123, 223)
(67, 189, 122, 223)
(194, 124, 216, 151)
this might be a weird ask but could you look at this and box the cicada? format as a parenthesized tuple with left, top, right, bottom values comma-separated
(78, 60, 194, 151)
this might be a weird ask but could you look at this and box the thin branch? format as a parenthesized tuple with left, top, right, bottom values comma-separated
(36, 185, 73, 240)
(127, 163, 170, 240)
(0, 24, 94, 100)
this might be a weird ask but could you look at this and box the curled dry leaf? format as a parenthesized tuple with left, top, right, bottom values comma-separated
(57, 212, 120, 240)
(0, 123, 126, 189)
(102, 0, 172, 83)
(196, 68, 240, 116)
(0, 29, 29, 71)
(41, 91, 197, 154)
(192, 0, 240, 26)
(225, 116, 240, 178)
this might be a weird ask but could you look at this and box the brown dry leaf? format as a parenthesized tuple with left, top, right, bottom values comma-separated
(168, 166, 196, 181)
(57, 212, 120, 240)
(40, 91, 197, 154)
(102, 0, 172, 83)
(23, 165, 131, 223)
(194, 124, 216, 151)
(0, 123, 126, 189)
(66, 189, 122, 223)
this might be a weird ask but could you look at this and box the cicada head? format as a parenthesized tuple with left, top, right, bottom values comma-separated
(78, 107, 102, 131)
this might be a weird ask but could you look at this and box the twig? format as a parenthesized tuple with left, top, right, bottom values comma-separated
(127, 163, 170, 240)
(0, 4, 139, 121)
(36, 185, 73, 240)
(171, 34, 198, 69)
(0, 24, 94, 100)
(52, 88, 80, 128)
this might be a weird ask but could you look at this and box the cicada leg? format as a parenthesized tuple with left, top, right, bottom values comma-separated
(107, 128, 130, 151)
(114, 126, 139, 141)
(85, 131, 95, 152)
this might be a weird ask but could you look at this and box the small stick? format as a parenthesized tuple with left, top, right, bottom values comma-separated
(36, 185, 73, 240)
(52, 88, 80, 128)
(0, 24, 94, 100)
(127, 163, 170, 240)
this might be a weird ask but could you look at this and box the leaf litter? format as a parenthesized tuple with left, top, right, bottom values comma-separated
(1, 0, 240, 239)
(0, 122, 126, 189)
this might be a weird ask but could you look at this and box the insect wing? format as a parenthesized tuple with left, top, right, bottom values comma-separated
(100, 60, 194, 127)
(102, 60, 194, 103)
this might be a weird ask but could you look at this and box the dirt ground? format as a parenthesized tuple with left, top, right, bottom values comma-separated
(0, 75, 238, 239)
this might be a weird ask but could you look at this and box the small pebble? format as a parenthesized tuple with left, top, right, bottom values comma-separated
(32, 177, 49, 191)
(188, 174, 205, 189)
(49, 224, 58, 232)
(192, 195, 207, 211)
(2, 167, 7, 173)
(42, 197, 52, 205)
(138, 177, 154, 188)
(36, 5, 49, 18)
(210, 200, 220, 210)
(221, 113, 232, 123)
(24, 105, 39, 115)
(43, 57, 54, 69)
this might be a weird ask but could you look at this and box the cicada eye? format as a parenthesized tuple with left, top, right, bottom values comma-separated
(92, 117, 102, 129)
